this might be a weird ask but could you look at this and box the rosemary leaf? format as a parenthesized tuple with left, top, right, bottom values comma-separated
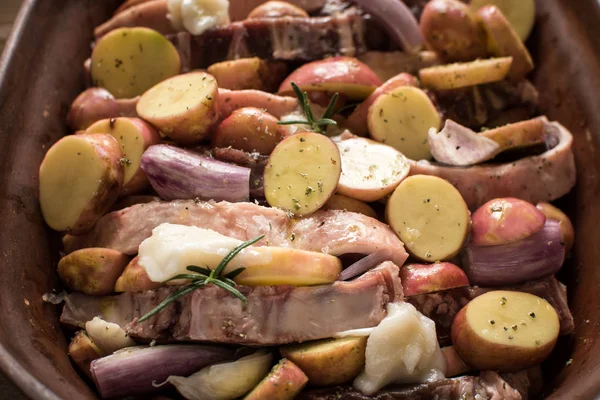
(276, 120, 313, 126)
(138, 281, 206, 323)
(165, 274, 208, 283)
(186, 265, 212, 275)
(322, 92, 339, 120)
(212, 279, 247, 303)
(213, 235, 265, 277)
(225, 267, 247, 279)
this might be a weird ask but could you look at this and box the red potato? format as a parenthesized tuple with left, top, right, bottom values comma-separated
(244, 359, 308, 400)
(451, 290, 560, 371)
(400, 262, 470, 297)
(470, 0, 536, 42)
(218, 89, 299, 120)
(94, 0, 175, 38)
(479, 117, 545, 151)
(58, 248, 130, 296)
(471, 198, 546, 246)
(441, 346, 471, 377)
(67, 88, 139, 131)
(278, 57, 382, 101)
(346, 73, 418, 136)
(212, 107, 286, 154)
(207, 58, 289, 92)
(420, 0, 489, 62)
(136, 71, 219, 144)
(114, 256, 163, 292)
(536, 202, 575, 253)
(85, 118, 161, 195)
(323, 194, 378, 219)
(357, 51, 440, 82)
(477, 5, 534, 81)
(68, 331, 103, 378)
(39, 134, 124, 234)
(248, 1, 309, 18)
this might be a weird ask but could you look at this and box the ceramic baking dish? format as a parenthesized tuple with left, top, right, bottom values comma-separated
(0, 0, 599, 398)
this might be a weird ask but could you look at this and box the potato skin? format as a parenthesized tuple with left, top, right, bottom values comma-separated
(248, 1, 309, 18)
(67, 88, 141, 131)
(451, 303, 557, 371)
(68, 331, 103, 378)
(420, 0, 489, 62)
(280, 337, 367, 386)
(400, 262, 469, 296)
(536, 202, 575, 253)
(244, 358, 308, 400)
(114, 256, 163, 292)
(208, 57, 289, 92)
(58, 248, 129, 295)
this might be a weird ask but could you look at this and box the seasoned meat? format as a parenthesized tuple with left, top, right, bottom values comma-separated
(298, 371, 523, 399)
(408, 118, 576, 209)
(62, 200, 409, 267)
(357, 51, 440, 81)
(61, 262, 402, 345)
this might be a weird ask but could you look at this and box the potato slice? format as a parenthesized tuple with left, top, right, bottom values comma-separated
(115, 256, 163, 292)
(451, 290, 560, 371)
(208, 57, 288, 92)
(419, 57, 513, 90)
(136, 71, 219, 144)
(368, 87, 441, 161)
(477, 6, 534, 81)
(91, 27, 180, 99)
(58, 248, 129, 295)
(244, 359, 308, 400)
(471, 0, 536, 42)
(479, 117, 545, 151)
(386, 175, 470, 261)
(39, 134, 124, 233)
(400, 262, 470, 296)
(336, 137, 410, 202)
(248, 1, 309, 18)
(323, 194, 377, 219)
(68, 331, 103, 378)
(85, 117, 160, 195)
(280, 337, 367, 386)
(264, 132, 341, 215)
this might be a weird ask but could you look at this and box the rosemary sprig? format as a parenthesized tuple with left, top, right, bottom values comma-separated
(137, 235, 265, 323)
(277, 82, 339, 134)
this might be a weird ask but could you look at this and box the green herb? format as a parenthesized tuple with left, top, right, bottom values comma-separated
(277, 82, 339, 134)
(136, 235, 264, 323)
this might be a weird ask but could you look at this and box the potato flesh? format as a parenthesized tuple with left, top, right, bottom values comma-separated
(337, 138, 410, 202)
(324, 194, 378, 219)
(466, 290, 559, 348)
(386, 175, 470, 261)
(470, 0, 535, 41)
(419, 57, 513, 90)
(39, 136, 110, 231)
(264, 132, 341, 215)
(91, 27, 180, 99)
(368, 87, 440, 161)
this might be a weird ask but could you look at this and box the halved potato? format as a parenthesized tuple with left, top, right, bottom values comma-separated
(39, 134, 124, 233)
(536, 202, 575, 253)
(419, 57, 513, 90)
(336, 137, 410, 202)
(477, 5, 534, 81)
(264, 132, 341, 215)
(451, 290, 560, 371)
(400, 262, 470, 296)
(386, 175, 470, 261)
(479, 117, 545, 151)
(244, 359, 308, 400)
(136, 71, 219, 144)
(470, 0, 535, 41)
(207, 57, 288, 92)
(58, 248, 129, 295)
(248, 1, 309, 18)
(91, 27, 180, 98)
(279, 57, 382, 100)
(368, 87, 441, 160)
(85, 117, 160, 195)
(323, 194, 377, 219)
(68, 331, 103, 378)
(280, 337, 367, 386)
(212, 107, 286, 154)
(114, 256, 163, 292)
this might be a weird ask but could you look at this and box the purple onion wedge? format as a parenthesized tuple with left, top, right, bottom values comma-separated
(462, 220, 565, 286)
(338, 249, 393, 281)
(90, 345, 234, 398)
(141, 144, 250, 202)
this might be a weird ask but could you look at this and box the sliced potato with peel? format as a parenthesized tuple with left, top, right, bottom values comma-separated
(368, 87, 441, 161)
(386, 175, 470, 261)
(264, 132, 341, 215)
(136, 71, 219, 144)
(39, 134, 124, 233)
(336, 137, 410, 202)
(479, 117, 545, 151)
(470, 0, 536, 41)
(419, 57, 513, 90)
(91, 27, 180, 99)
(85, 117, 160, 195)
(207, 57, 288, 91)
(323, 194, 377, 219)
(452, 290, 560, 371)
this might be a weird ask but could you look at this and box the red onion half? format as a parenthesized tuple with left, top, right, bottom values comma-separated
(141, 145, 250, 202)
(351, 0, 424, 52)
(90, 345, 234, 398)
(338, 249, 394, 280)
(462, 220, 565, 286)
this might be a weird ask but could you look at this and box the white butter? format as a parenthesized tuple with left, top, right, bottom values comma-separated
(167, 0, 230, 36)
(354, 302, 446, 395)
(138, 223, 269, 283)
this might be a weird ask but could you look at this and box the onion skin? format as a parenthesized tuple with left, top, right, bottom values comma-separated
(400, 262, 470, 296)
(90, 345, 234, 398)
(536, 202, 575, 253)
(141, 144, 250, 202)
(462, 220, 565, 286)
(338, 250, 393, 281)
(471, 198, 546, 246)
